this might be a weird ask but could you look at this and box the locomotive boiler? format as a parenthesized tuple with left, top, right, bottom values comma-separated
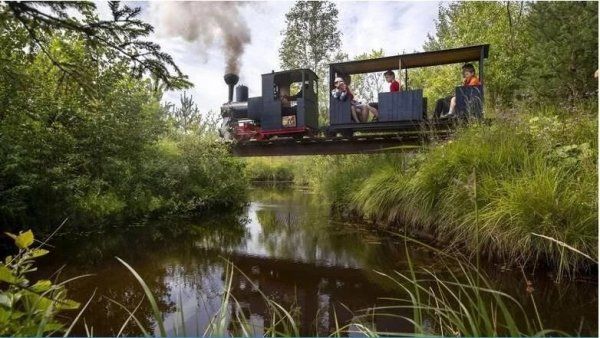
(219, 73, 253, 140)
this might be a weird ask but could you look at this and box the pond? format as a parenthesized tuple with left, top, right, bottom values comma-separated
(36, 185, 597, 336)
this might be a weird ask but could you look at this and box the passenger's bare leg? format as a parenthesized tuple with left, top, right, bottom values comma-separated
(372, 105, 379, 117)
(351, 106, 359, 123)
(368, 105, 379, 120)
(359, 107, 369, 122)
(448, 96, 457, 115)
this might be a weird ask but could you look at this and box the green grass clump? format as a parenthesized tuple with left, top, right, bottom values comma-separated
(244, 157, 296, 182)
(346, 112, 597, 274)
(364, 238, 554, 337)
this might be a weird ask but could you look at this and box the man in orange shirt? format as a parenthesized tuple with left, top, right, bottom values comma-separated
(433, 63, 481, 119)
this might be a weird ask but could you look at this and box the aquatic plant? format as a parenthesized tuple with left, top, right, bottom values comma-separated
(0, 230, 87, 336)
(361, 239, 555, 337)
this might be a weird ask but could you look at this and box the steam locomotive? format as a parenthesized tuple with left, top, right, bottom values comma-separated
(219, 45, 488, 142)
(219, 69, 319, 141)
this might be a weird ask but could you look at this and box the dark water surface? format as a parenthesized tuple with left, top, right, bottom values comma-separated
(36, 185, 597, 336)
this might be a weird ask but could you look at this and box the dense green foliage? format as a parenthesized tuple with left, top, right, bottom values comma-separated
(526, 2, 598, 102)
(412, 1, 597, 110)
(0, 231, 80, 336)
(244, 158, 295, 182)
(0, 8, 246, 231)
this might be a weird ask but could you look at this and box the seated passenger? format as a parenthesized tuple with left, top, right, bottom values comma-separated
(385, 69, 401, 92)
(433, 63, 481, 119)
(331, 77, 360, 122)
(332, 76, 382, 123)
(367, 69, 401, 121)
(331, 77, 352, 101)
(282, 83, 310, 102)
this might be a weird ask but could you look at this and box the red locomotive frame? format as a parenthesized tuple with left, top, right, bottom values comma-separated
(233, 120, 311, 142)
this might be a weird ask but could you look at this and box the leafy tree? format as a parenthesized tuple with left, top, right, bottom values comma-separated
(525, 1, 598, 103)
(165, 93, 221, 135)
(279, 1, 341, 73)
(279, 1, 342, 122)
(412, 2, 529, 109)
(0, 1, 191, 92)
(351, 49, 386, 103)
(169, 92, 201, 132)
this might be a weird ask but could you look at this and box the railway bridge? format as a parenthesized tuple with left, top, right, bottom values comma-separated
(230, 120, 455, 157)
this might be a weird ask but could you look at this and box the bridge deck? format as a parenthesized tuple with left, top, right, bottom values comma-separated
(230, 130, 452, 156)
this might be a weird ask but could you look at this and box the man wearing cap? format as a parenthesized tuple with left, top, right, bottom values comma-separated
(331, 77, 361, 122)
(331, 77, 353, 101)
(332, 76, 377, 123)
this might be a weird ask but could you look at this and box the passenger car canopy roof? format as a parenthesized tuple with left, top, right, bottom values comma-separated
(330, 44, 490, 76)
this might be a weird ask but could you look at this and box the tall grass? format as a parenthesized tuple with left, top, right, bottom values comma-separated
(365, 238, 555, 337)
(338, 112, 597, 274)
(111, 247, 556, 337)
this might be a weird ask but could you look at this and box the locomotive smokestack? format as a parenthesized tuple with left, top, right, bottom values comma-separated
(224, 73, 239, 102)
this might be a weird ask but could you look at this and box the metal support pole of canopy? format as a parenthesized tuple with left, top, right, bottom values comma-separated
(301, 70, 305, 99)
(479, 48, 484, 85)
(399, 58, 408, 90)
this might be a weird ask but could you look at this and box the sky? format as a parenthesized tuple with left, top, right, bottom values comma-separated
(97, 1, 441, 113)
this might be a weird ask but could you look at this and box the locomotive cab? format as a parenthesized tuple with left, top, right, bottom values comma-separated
(252, 69, 319, 137)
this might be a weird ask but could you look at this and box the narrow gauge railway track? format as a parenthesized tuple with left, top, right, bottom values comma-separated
(230, 128, 453, 156)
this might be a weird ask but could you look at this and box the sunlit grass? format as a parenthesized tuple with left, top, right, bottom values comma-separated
(346, 114, 597, 275)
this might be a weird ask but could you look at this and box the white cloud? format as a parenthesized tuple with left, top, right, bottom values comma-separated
(338, 1, 439, 57)
(97, 1, 441, 114)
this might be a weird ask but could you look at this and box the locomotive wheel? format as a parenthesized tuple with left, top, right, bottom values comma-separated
(324, 130, 336, 138)
(293, 134, 304, 140)
(341, 130, 354, 139)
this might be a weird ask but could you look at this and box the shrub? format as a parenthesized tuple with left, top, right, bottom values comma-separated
(0, 231, 81, 336)
(244, 157, 295, 182)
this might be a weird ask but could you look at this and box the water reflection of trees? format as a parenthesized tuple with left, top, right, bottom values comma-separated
(253, 187, 419, 272)
(31, 186, 597, 336)
(36, 211, 249, 336)
(225, 253, 414, 335)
